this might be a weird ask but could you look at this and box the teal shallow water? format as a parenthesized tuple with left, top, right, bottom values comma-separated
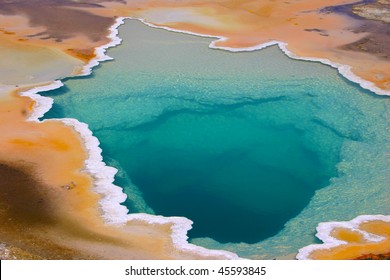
(44, 20, 390, 258)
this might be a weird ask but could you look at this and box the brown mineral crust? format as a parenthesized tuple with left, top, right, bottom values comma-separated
(0, 243, 44, 260)
(0, 0, 124, 61)
(0, 162, 97, 259)
(354, 252, 390, 260)
(342, 33, 390, 61)
(0, 1, 115, 41)
(352, 0, 390, 23)
(338, 1, 390, 61)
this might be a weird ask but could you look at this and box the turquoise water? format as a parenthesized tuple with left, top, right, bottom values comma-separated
(43, 20, 390, 258)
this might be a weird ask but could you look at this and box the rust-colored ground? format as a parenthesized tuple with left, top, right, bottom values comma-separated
(355, 252, 390, 260)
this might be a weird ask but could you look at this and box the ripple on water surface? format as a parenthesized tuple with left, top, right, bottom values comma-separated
(43, 20, 390, 259)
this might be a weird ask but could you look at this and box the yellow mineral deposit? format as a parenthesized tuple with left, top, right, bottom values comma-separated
(308, 219, 390, 260)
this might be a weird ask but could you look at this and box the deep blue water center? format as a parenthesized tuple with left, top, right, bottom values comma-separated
(43, 20, 390, 257)
(120, 105, 335, 243)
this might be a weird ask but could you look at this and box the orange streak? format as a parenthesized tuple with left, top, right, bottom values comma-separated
(310, 220, 390, 260)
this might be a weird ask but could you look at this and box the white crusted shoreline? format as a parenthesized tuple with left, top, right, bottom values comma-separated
(80, 17, 126, 76)
(19, 81, 62, 122)
(18, 16, 389, 261)
(296, 215, 390, 260)
(136, 17, 390, 96)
